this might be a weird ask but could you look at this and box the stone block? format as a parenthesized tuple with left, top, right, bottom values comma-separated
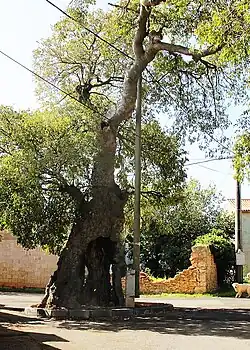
(90, 308, 112, 319)
(68, 309, 90, 320)
(112, 308, 134, 319)
(45, 308, 69, 319)
(133, 307, 152, 317)
(24, 307, 46, 317)
(125, 296, 135, 308)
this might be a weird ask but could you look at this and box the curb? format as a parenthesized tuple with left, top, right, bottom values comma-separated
(5, 304, 250, 322)
(0, 306, 25, 312)
(24, 304, 174, 320)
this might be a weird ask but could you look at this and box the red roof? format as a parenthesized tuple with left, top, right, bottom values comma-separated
(228, 199, 250, 212)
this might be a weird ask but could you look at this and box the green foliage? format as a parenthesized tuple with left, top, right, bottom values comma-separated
(194, 229, 235, 286)
(134, 180, 234, 278)
(0, 105, 97, 253)
(0, 105, 186, 252)
(117, 119, 187, 199)
(233, 133, 250, 182)
(33, 0, 250, 153)
(2, 0, 250, 258)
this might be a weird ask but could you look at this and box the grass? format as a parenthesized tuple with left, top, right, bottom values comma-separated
(0, 286, 44, 294)
(142, 293, 211, 298)
(142, 287, 235, 298)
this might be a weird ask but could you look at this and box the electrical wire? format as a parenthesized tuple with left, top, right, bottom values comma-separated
(198, 164, 233, 175)
(0, 49, 104, 118)
(0, 47, 233, 175)
(1, 2, 234, 177)
(44, 0, 234, 155)
(45, 0, 133, 60)
(185, 156, 233, 166)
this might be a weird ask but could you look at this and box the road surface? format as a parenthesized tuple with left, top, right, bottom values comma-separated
(1, 309, 250, 349)
(2, 293, 250, 349)
(1, 292, 250, 309)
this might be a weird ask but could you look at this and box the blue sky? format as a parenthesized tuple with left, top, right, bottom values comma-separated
(0, 0, 249, 201)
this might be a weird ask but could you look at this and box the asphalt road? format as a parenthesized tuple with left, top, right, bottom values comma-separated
(1, 310, 250, 349)
(2, 293, 250, 349)
(1, 292, 250, 309)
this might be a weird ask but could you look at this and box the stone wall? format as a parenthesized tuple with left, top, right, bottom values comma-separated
(0, 231, 58, 288)
(0, 230, 217, 294)
(123, 245, 218, 294)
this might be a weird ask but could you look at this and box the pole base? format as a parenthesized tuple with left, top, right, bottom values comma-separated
(125, 296, 135, 308)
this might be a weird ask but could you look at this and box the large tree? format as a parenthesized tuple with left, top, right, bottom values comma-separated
(1, 0, 250, 308)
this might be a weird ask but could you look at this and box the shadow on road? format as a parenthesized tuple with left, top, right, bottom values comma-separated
(58, 316, 250, 340)
(0, 310, 68, 349)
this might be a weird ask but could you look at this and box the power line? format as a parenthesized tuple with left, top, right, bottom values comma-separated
(0, 49, 103, 119)
(197, 164, 233, 176)
(0, 48, 125, 140)
(185, 156, 233, 166)
(45, 0, 132, 60)
(45, 0, 234, 155)
(205, 134, 234, 155)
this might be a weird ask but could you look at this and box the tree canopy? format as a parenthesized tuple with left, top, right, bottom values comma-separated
(0, 105, 186, 253)
(34, 0, 250, 149)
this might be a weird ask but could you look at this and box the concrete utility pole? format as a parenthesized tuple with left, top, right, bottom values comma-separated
(133, 73, 142, 298)
(235, 180, 243, 283)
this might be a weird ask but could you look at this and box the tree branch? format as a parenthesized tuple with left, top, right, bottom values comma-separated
(133, 6, 150, 58)
(110, 1, 223, 129)
(59, 183, 85, 204)
(110, 5, 156, 128)
(151, 41, 224, 61)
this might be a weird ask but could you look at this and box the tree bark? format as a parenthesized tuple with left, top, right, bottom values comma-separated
(39, 125, 128, 308)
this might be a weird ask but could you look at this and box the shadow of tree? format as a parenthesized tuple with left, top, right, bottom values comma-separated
(0, 310, 68, 349)
(57, 316, 250, 340)
(2, 307, 250, 348)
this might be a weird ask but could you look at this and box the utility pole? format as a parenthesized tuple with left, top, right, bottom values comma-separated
(133, 73, 142, 298)
(235, 180, 243, 283)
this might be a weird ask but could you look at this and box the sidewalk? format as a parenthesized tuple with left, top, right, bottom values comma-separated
(1, 292, 250, 323)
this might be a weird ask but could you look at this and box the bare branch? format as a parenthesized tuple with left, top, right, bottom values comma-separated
(151, 41, 224, 61)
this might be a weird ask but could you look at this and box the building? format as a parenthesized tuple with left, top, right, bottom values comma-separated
(0, 230, 57, 288)
(227, 199, 250, 272)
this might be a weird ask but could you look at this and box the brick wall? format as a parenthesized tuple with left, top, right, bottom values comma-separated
(123, 245, 218, 294)
(0, 231, 58, 288)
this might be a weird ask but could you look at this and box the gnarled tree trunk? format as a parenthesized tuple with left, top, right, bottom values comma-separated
(39, 125, 128, 308)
